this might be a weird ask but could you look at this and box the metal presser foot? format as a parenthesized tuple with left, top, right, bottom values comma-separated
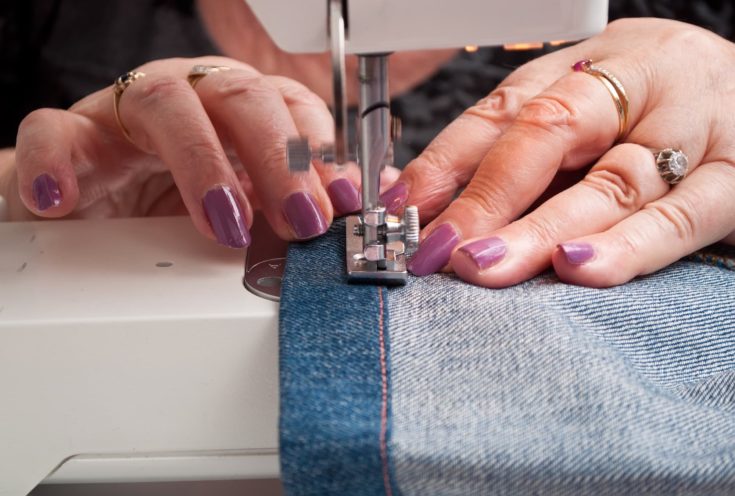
(345, 206, 419, 284)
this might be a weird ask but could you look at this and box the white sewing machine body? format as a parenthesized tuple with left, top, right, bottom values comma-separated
(0, 217, 279, 496)
(0, 1, 608, 494)
(247, 0, 609, 54)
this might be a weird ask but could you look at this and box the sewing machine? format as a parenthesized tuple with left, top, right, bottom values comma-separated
(0, 1, 607, 494)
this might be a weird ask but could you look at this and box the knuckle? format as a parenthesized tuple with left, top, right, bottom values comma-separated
(468, 85, 526, 126)
(137, 76, 192, 106)
(180, 139, 226, 171)
(604, 17, 642, 34)
(522, 216, 560, 246)
(404, 155, 459, 211)
(659, 23, 716, 52)
(211, 72, 279, 102)
(258, 142, 288, 171)
(19, 108, 58, 132)
(457, 176, 512, 226)
(276, 80, 327, 109)
(642, 198, 699, 243)
(16, 109, 63, 164)
(515, 94, 577, 136)
(582, 167, 641, 212)
(616, 229, 643, 258)
(413, 146, 455, 179)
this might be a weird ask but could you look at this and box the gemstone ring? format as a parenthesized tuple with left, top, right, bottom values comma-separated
(113, 71, 146, 144)
(654, 148, 689, 185)
(572, 59, 630, 142)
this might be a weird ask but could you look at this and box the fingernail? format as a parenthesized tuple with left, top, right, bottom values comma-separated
(283, 192, 328, 239)
(32, 173, 62, 211)
(380, 182, 408, 215)
(327, 178, 361, 216)
(202, 186, 251, 248)
(459, 237, 507, 270)
(407, 223, 460, 276)
(559, 242, 595, 265)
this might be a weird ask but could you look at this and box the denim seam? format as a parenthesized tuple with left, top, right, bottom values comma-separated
(378, 286, 394, 496)
(688, 251, 735, 271)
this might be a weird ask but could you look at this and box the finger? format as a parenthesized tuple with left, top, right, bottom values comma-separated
(380, 46, 629, 221)
(379, 79, 542, 220)
(380, 166, 401, 192)
(450, 144, 669, 287)
(266, 75, 362, 217)
(15, 108, 86, 217)
(407, 57, 651, 277)
(120, 72, 253, 248)
(193, 68, 331, 240)
(553, 162, 735, 287)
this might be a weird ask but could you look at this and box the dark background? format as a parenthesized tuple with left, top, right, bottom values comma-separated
(1, 0, 733, 152)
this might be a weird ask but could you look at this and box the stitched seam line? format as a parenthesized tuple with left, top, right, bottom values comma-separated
(378, 286, 393, 496)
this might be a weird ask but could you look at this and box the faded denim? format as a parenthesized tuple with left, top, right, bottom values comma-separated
(280, 219, 735, 496)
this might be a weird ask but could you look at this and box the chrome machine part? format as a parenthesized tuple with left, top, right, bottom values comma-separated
(244, 213, 289, 301)
(345, 53, 419, 284)
(286, 0, 420, 285)
(329, 0, 349, 165)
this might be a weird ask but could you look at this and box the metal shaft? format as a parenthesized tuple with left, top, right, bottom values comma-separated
(358, 55, 391, 213)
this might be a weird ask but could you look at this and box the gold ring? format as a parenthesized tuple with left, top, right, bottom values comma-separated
(572, 59, 629, 142)
(113, 71, 146, 144)
(187, 65, 231, 89)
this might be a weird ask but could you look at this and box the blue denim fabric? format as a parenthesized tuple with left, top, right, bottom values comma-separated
(280, 220, 396, 496)
(280, 219, 735, 496)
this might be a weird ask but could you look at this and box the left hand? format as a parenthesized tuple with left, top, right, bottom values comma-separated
(382, 18, 735, 288)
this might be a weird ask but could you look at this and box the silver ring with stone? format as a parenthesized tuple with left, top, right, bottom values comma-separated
(654, 148, 689, 185)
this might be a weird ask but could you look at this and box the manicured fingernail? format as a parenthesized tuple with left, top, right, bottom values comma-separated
(32, 173, 62, 211)
(327, 178, 361, 216)
(283, 192, 328, 239)
(459, 237, 507, 270)
(407, 223, 460, 276)
(559, 242, 595, 265)
(202, 186, 251, 249)
(380, 182, 408, 215)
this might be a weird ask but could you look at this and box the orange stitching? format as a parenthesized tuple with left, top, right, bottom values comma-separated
(378, 286, 393, 496)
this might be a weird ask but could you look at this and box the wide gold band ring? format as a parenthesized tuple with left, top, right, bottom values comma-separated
(113, 71, 146, 144)
(186, 65, 231, 89)
(572, 59, 629, 142)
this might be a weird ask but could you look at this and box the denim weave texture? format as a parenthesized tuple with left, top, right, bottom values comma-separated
(280, 219, 735, 496)
(280, 220, 395, 496)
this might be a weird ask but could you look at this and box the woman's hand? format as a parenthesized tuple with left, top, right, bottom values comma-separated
(383, 18, 735, 287)
(8, 56, 391, 247)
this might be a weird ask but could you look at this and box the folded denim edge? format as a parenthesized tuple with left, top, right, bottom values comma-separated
(279, 219, 398, 496)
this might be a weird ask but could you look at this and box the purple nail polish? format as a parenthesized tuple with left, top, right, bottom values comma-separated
(407, 223, 460, 276)
(380, 182, 408, 215)
(459, 237, 507, 270)
(202, 186, 251, 249)
(283, 192, 328, 239)
(559, 242, 595, 265)
(32, 174, 62, 211)
(327, 178, 361, 216)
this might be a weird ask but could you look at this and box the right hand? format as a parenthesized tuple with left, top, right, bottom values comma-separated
(9, 56, 391, 247)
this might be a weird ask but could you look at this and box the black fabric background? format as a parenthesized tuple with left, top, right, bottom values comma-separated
(0, 0, 732, 155)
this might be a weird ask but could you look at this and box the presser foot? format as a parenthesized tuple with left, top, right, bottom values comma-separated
(345, 214, 417, 285)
